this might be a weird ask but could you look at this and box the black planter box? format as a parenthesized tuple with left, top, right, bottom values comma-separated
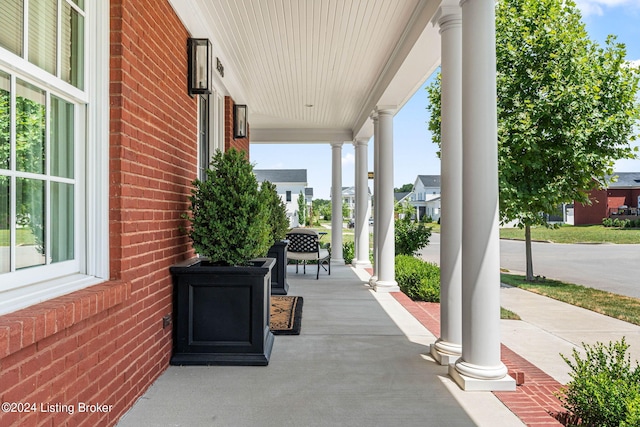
(170, 257, 275, 366)
(267, 240, 289, 295)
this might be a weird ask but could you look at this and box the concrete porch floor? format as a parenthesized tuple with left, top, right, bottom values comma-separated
(117, 264, 524, 426)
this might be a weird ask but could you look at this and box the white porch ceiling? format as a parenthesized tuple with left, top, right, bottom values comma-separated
(170, 0, 443, 143)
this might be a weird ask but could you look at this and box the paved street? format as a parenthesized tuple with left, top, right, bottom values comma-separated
(419, 233, 640, 299)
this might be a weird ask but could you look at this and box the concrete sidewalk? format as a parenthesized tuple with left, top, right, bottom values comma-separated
(500, 285, 640, 385)
(117, 265, 523, 427)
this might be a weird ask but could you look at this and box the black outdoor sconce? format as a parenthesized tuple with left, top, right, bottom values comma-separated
(188, 38, 212, 96)
(234, 104, 248, 138)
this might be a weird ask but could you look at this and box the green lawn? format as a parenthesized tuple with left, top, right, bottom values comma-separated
(499, 224, 640, 244)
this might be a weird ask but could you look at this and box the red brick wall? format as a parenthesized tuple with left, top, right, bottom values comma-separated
(0, 1, 197, 426)
(574, 189, 607, 225)
(225, 96, 250, 156)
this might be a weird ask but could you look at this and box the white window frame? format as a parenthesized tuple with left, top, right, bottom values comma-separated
(0, 0, 108, 315)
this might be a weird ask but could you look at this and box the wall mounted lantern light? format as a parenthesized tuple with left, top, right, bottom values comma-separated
(234, 104, 248, 138)
(187, 38, 212, 96)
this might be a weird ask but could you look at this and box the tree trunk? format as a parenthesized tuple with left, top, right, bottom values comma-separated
(525, 224, 534, 281)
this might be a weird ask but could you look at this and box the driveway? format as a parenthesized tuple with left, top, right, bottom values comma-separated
(419, 233, 640, 299)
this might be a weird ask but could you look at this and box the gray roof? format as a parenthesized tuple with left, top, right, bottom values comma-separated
(395, 192, 411, 202)
(417, 175, 441, 187)
(609, 172, 640, 188)
(254, 169, 307, 184)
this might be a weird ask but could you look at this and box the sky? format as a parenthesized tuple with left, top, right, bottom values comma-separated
(250, 0, 640, 200)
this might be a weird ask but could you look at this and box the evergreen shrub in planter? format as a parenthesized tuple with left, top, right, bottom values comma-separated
(171, 149, 275, 366)
(261, 180, 291, 294)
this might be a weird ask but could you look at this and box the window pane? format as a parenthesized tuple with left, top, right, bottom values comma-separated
(0, 72, 10, 170)
(61, 2, 84, 89)
(16, 80, 46, 174)
(0, 0, 24, 56)
(0, 176, 9, 274)
(29, 0, 58, 76)
(51, 182, 73, 263)
(51, 96, 74, 178)
(16, 178, 45, 269)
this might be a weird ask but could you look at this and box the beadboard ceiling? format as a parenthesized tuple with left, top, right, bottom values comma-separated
(170, 0, 443, 143)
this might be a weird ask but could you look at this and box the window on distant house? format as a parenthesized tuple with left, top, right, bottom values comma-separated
(286, 191, 291, 202)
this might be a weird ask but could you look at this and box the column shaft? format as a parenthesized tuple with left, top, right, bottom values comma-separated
(354, 139, 370, 267)
(451, 0, 512, 389)
(370, 114, 380, 285)
(432, 5, 463, 364)
(374, 108, 399, 292)
(331, 142, 344, 263)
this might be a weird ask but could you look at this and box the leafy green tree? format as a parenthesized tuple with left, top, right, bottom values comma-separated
(395, 215, 432, 256)
(312, 198, 332, 220)
(342, 201, 349, 219)
(427, 0, 640, 280)
(297, 191, 306, 226)
(394, 183, 414, 193)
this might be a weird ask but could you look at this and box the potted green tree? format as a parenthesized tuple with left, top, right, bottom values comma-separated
(170, 148, 275, 366)
(260, 180, 291, 295)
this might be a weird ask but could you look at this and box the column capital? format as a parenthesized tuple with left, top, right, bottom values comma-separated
(433, 4, 461, 31)
(369, 111, 379, 121)
(353, 138, 369, 148)
(330, 141, 344, 149)
(375, 105, 396, 116)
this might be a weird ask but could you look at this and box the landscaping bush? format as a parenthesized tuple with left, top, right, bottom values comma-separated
(343, 241, 354, 265)
(602, 217, 640, 228)
(622, 395, 640, 427)
(395, 255, 440, 302)
(395, 216, 432, 256)
(558, 338, 640, 427)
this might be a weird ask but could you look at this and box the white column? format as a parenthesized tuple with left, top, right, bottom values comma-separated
(369, 113, 380, 286)
(353, 138, 371, 267)
(430, 3, 463, 366)
(373, 107, 399, 292)
(450, 0, 514, 391)
(331, 142, 344, 264)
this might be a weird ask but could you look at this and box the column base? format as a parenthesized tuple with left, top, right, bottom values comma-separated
(354, 260, 372, 268)
(430, 339, 462, 366)
(449, 362, 515, 391)
(373, 280, 400, 293)
(368, 275, 378, 286)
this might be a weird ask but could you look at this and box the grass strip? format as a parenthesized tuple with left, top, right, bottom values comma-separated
(498, 224, 640, 244)
(501, 273, 640, 326)
(501, 307, 521, 320)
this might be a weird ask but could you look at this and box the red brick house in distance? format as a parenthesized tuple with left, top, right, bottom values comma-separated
(574, 173, 640, 225)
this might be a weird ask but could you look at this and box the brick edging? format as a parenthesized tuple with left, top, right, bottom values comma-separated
(390, 292, 567, 427)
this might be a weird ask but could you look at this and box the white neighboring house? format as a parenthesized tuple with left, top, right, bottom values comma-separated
(342, 186, 372, 224)
(408, 175, 441, 222)
(254, 169, 310, 227)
